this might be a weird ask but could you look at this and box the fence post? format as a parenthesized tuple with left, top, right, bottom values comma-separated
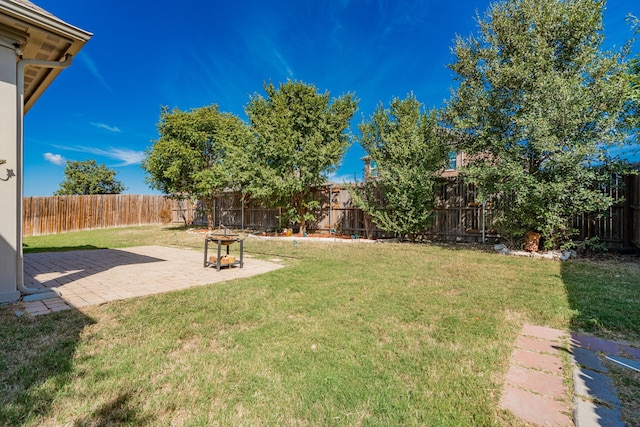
(482, 200, 486, 244)
(623, 174, 633, 247)
(329, 184, 333, 234)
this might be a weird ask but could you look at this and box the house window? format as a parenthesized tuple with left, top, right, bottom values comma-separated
(369, 160, 379, 178)
(447, 151, 457, 170)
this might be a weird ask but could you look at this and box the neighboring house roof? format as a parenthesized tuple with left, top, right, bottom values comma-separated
(0, 0, 92, 112)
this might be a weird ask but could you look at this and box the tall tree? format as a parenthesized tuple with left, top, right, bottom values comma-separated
(631, 53, 640, 102)
(350, 95, 448, 241)
(444, 0, 635, 249)
(55, 159, 125, 195)
(245, 80, 358, 235)
(142, 105, 252, 228)
(628, 16, 640, 128)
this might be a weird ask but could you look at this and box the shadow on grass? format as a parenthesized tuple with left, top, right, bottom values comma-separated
(423, 241, 496, 252)
(73, 392, 153, 426)
(561, 256, 640, 343)
(560, 254, 640, 427)
(0, 309, 93, 425)
(163, 225, 197, 232)
(0, 308, 155, 425)
(23, 244, 106, 254)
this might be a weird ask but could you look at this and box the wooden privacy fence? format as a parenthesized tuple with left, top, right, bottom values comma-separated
(177, 180, 501, 243)
(23, 174, 639, 248)
(569, 174, 634, 248)
(429, 178, 498, 243)
(433, 174, 639, 248)
(172, 185, 393, 238)
(23, 194, 174, 236)
(633, 174, 640, 247)
(177, 175, 639, 248)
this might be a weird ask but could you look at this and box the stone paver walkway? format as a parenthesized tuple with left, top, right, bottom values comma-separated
(500, 323, 572, 426)
(15, 246, 283, 316)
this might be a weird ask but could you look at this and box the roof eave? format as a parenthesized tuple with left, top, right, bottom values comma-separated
(0, 0, 92, 112)
(0, 0, 92, 43)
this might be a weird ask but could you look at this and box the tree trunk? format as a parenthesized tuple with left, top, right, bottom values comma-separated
(299, 205, 307, 236)
(363, 211, 373, 239)
(205, 197, 214, 230)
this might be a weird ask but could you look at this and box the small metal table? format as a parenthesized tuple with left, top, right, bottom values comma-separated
(204, 236, 244, 271)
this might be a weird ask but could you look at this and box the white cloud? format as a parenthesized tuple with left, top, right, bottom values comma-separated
(273, 49, 295, 78)
(43, 152, 67, 166)
(100, 148, 146, 166)
(52, 145, 145, 166)
(78, 51, 112, 92)
(91, 122, 121, 133)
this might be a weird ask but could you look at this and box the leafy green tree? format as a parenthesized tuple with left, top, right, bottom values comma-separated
(142, 105, 252, 228)
(631, 56, 640, 102)
(444, 0, 635, 249)
(627, 55, 640, 143)
(55, 159, 125, 195)
(244, 80, 358, 235)
(350, 95, 448, 241)
(628, 16, 640, 127)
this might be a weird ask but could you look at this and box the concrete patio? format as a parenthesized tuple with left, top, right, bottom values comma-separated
(15, 246, 284, 316)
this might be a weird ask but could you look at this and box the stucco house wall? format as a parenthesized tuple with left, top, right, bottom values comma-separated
(0, 42, 20, 302)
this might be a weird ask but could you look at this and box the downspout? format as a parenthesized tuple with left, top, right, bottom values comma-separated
(15, 52, 73, 295)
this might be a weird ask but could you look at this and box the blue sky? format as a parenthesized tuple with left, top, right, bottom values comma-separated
(24, 0, 640, 196)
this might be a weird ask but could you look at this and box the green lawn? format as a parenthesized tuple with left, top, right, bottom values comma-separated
(2, 225, 638, 426)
